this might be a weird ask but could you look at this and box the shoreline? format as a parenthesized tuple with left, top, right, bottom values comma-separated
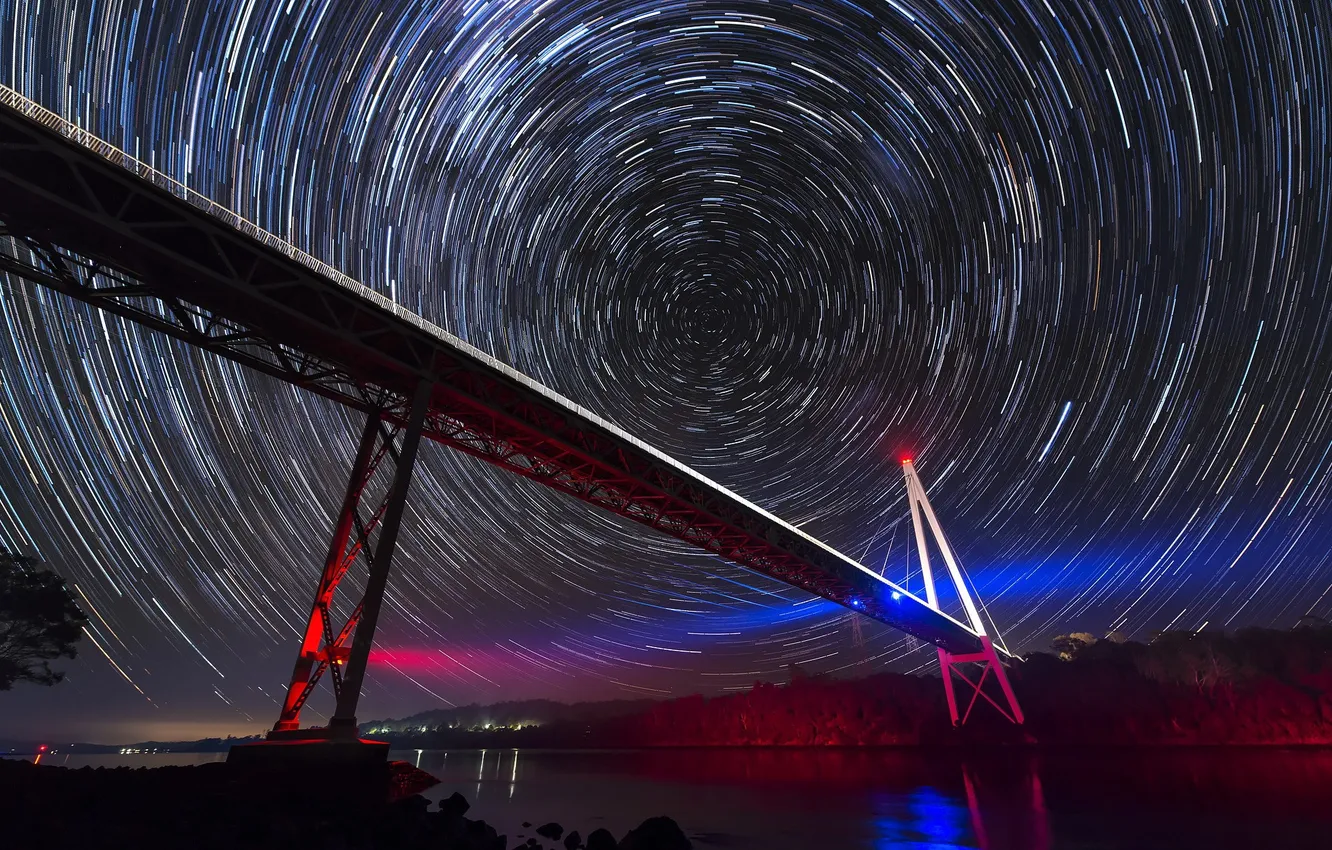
(0, 757, 691, 850)
(8, 739, 1332, 849)
(12, 740, 1332, 762)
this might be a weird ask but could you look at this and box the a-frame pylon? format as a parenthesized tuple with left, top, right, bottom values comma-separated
(902, 459, 1024, 726)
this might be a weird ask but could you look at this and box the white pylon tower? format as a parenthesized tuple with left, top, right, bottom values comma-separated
(902, 459, 1024, 726)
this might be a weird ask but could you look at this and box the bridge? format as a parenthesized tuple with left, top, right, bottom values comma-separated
(0, 84, 1021, 736)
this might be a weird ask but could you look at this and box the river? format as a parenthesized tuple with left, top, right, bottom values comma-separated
(31, 747, 1332, 848)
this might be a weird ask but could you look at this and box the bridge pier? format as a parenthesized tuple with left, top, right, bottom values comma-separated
(939, 636, 1025, 726)
(903, 460, 1024, 726)
(267, 380, 432, 740)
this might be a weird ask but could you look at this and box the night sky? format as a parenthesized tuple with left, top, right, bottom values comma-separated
(2, 0, 1331, 743)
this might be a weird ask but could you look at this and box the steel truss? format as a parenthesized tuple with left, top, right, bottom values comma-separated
(903, 460, 1025, 725)
(0, 84, 1016, 736)
(0, 226, 387, 412)
(273, 382, 430, 733)
(0, 223, 983, 654)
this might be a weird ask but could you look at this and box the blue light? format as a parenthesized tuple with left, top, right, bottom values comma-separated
(851, 598, 863, 608)
(891, 591, 902, 601)
(871, 787, 975, 850)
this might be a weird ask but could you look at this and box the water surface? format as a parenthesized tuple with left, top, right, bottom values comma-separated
(402, 748, 1332, 850)
(35, 747, 1332, 849)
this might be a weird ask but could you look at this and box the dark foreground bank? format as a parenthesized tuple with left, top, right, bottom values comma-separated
(0, 758, 690, 850)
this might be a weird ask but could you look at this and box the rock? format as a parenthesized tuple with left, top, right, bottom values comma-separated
(523, 821, 533, 827)
(586, 827, 618, 850)
(537, 822, 564, 839)
(619, 816, 691, 850)
(564, 829, 582, 849)
(439, 791, 471, 818)
(434, 812, 468, 844)
(388, 760, 441, 799)
(459, 816, 505, 850)
(397, 795, 430, 815)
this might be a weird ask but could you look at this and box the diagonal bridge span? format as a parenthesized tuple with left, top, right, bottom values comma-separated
(0, 84, 1007, 733)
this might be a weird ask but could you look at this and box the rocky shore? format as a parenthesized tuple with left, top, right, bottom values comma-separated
(0, 758, 690, 850)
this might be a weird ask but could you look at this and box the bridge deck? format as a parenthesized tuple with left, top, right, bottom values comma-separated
(0, 84, 985, 655)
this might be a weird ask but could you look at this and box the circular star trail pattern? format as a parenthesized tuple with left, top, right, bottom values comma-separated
(2, 0, 1332, 737)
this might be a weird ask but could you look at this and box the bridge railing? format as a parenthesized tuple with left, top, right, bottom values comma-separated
(0, 84, 424, 328)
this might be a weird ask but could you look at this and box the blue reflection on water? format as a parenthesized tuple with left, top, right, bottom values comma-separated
(872, 787, 978, 850)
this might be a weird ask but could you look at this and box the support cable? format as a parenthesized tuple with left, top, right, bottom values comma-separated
(960, 563, 1014, 657)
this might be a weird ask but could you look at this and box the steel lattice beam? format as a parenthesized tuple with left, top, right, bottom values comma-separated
(273, 412, 407, 731)
(0, 81, 992, 704)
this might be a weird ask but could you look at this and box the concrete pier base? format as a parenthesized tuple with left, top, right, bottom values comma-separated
(227, 731, 389, 767)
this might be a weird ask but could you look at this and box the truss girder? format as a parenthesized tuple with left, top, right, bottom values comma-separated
(0, 85, 984, 657)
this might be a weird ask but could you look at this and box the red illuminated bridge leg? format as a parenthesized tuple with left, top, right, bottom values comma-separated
(270, 381, 431, 737)
(270, 412, 380, 733)
(938, 636, 1025, 726)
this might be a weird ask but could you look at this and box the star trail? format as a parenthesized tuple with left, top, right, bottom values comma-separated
(2, 0, 1332, 740)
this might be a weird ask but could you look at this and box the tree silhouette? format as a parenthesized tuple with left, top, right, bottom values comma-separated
(0, 551, 87, 689)
(1050, 631, 1098, 660)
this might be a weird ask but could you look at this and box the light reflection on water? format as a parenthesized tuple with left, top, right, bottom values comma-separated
(403, 748, 1332, 850)
(16, 748, 1332, 849)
